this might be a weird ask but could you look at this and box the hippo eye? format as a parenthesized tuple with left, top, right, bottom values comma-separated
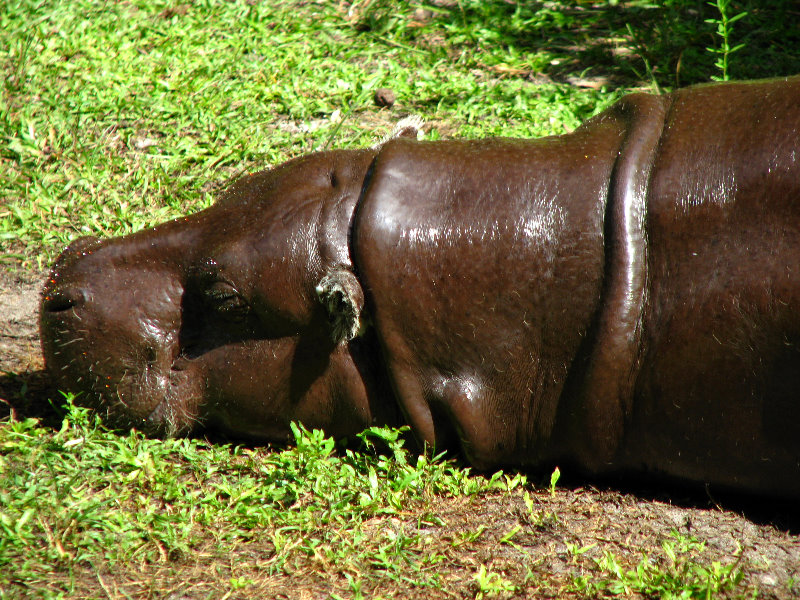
(203, 281, 249, 320)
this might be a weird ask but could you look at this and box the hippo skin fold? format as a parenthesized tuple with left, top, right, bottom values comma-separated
(40, 77, 800, 498)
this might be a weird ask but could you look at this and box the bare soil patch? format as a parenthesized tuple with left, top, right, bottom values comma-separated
(1, 269, 798, 598)
(0, 270, 55, 422)
(0, 270, 42, 372)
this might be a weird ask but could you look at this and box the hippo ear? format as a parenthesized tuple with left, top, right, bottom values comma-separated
(372, 115, 424, 148)
(390, 115, 424, 140)
(315, 269, 365, 344)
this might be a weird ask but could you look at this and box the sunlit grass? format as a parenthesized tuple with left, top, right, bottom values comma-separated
(0, 398, 749, 598)
(1, 0, 620, 270)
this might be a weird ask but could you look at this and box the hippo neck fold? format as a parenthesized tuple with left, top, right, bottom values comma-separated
(349, 99, 672, 469)
(560, 93, 670, 468)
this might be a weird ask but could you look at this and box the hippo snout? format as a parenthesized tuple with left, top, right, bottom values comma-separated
(39, 239, 205, 436)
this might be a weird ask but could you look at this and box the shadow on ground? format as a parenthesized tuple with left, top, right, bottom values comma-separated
(0, 368, 64, 429)
(358, 0, 800, 89)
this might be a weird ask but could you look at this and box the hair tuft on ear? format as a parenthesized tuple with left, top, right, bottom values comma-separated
(315, 269, 365, 344)
(372, 115, 425, 149)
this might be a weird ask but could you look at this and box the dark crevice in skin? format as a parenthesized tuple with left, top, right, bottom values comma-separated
(550, 94, 670, 471)
(344, 155, 410, 432)
(549, 320, 601, 463)
(347, 155, 378, 286)
(425, 397, 463, 458)
(288, 317, 335, 405)
(348, 329, 406, 433)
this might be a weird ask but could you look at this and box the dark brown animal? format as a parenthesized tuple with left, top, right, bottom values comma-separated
(40, 77, 800, 497)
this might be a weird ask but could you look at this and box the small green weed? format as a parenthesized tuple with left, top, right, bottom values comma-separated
(573, 531, 746, 598)
(705, 0, 748, 81)
(549, 466, 561, 497)
(474, 564, 516, 599)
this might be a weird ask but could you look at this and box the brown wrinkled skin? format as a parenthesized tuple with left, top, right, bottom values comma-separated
(41, 77, 800, 497)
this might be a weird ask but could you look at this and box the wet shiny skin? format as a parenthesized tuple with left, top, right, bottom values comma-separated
(41, 77, 800, 497)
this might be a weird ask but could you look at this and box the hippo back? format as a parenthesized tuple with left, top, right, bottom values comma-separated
(353, 77, 800, 498)
(625, 77, 800, 495)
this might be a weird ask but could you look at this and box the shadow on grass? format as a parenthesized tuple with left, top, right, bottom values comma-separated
(0, 368, 64, 429)
(4, 364, 798, 531)
(358, 0, 800, 89)
(549, 468, 800, 534)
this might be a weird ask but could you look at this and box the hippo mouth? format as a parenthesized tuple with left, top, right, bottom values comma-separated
(40, 309, 204, 437)
(54, 359, 203, 437)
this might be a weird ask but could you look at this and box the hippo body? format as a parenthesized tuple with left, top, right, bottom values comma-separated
(40, 77, 800, 497)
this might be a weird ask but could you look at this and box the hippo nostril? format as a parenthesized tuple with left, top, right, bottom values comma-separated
(43, 289, 87, 313)
(144, 346, 158, 369)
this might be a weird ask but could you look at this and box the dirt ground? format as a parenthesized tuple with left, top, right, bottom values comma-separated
(0, 269, 43, 372)
(1, 268, 799, 598)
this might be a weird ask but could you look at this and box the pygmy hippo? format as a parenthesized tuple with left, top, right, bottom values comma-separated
(40, 77, 800, 497)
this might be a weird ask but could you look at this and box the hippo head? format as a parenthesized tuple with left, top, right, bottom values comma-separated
(40, 148, 397, 442)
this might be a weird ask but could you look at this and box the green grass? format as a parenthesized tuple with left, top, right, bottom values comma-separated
(0, 397, 525, 596)
(573, 533, 746, 598)
(0, 398, 750, 598)
(3, 0, 798, 269)
(1, 0, 619, 270)
(2, 0, 798, 597)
